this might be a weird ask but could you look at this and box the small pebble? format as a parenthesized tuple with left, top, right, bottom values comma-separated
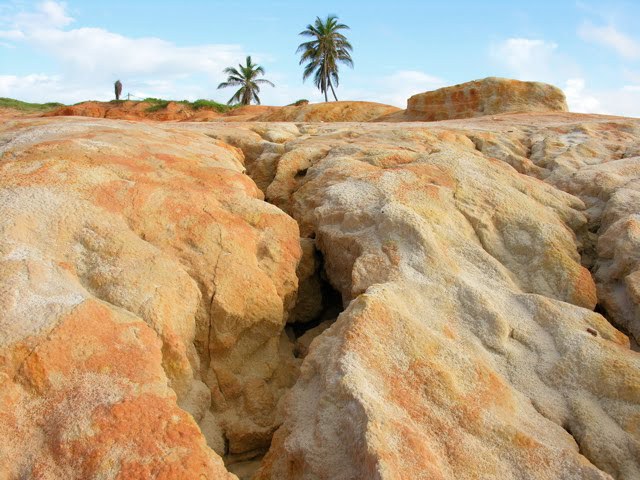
(586, 327, 598, 337)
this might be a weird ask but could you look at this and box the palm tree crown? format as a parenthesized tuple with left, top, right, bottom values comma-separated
(297, 15, 353, 102)
(217, 56, 275, 105)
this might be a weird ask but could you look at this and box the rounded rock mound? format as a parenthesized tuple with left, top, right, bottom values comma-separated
(379, 77, 568, 122)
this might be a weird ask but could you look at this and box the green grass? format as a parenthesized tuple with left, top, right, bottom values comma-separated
(143, 98, 171, 112)
(0, 97, 64, 112)
(189, 99, 238, 113)
(143, 97, 239, 113)
(287, 99, 309, 106)
(0, 96, 241, 115)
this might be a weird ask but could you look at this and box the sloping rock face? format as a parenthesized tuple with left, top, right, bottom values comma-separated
(455, 113, 640, 346)
(380, 77, 568, 122)
(177, 114, 640, 480)
(0, 117, 302, 478)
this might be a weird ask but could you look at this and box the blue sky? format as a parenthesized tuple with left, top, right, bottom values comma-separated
(1, 0, 639, 116)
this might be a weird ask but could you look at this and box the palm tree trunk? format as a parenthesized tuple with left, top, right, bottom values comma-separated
(323, 60, 328, 102)
(330, 81, 338, 101)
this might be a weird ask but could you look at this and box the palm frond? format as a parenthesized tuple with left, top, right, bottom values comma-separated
(255, 78, 275, 87)
(296, 14, 353, 101)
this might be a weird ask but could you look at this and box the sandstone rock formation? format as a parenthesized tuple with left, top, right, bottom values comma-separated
(457, 113, 640, 346)
(0, 117, 302, 478)
(379, 77, 569, 122)
(183, 115, 639, 480)
(0, 106, 639, 480)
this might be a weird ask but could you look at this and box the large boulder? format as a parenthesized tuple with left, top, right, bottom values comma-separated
(379, 77, 568, 122)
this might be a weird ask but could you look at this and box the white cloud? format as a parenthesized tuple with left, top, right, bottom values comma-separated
(13, 0, 73, 29)
(564, 78, 600, 113)
(373, 70, 445, 107)
(0, 1, 247, 102)
(560, 78, 640, 117)
(490, 38, 559, 82)
(490, 37, 639, 118)
(0, 29, 25, 41)
(578, 22, 640, 59)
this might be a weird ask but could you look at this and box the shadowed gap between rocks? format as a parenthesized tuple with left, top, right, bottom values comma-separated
(224, 242, 344, 479)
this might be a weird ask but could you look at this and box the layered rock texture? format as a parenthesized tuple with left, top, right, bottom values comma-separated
(0, 107, 639, 480)
(380, 77, 569, 122)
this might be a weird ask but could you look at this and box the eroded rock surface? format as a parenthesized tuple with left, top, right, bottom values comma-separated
(0, 117, 302, 478)
(0, 110, 639, 480)
(181, 115, 639, 480)
(454, 113, 640, 345)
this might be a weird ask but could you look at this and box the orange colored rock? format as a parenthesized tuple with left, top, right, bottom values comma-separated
(0, 299, 235, 479)
(45, 100, 223, 122)
(379, 77, 568, 122)
(45, 100, 400, 123)
(0, 116, 303, 478)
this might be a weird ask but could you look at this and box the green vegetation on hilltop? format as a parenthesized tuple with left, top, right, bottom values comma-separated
(143, 98, 170, 112)
(189, 99, 237, 112)
(142, 97, 240, 113)
(0, 97, 64, 112)
(288, 99, 309, 106)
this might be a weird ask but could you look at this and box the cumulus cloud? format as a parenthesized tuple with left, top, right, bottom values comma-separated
(490, 37, 639, 118)
(490, 38, 559, 81)
(373, 70, 445, 107)
(578, 22, 640, 59)
(13, 0, 73, 29)
(564, 78, 600, 113)
(0, 1, 247, 102)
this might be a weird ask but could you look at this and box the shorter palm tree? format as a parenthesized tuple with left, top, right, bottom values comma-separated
(217, 56, 275, 105)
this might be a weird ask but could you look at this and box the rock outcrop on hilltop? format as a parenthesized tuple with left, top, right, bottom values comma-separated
(45, 100, 401, 123)
(379, 77, 569, 122)
(0, 104, 639, 479)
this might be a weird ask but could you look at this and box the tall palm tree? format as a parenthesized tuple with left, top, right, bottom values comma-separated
(217, 56, 275, 105)
(297, 15, 353, 102)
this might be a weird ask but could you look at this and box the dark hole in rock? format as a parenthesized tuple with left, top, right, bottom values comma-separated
(290, 276, 342, 339)
(286, 246, 343, 358)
